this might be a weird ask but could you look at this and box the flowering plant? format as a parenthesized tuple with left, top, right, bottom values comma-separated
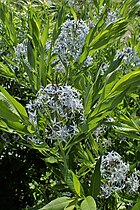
(0, 0, 140, 209)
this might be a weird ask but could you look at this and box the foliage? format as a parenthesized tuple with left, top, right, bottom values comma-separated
(0, 0, 140, 209)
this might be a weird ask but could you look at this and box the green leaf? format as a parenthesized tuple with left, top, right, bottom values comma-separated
(23, 61, 36, 92)
(5, 120, 30, 134)
(89, 19, 127, 53)
(52, 6, 65, 42)
(27, 39, 36, 69)
(84, 85, 94, 115)
(39, 197, 73, 210)
(31, 17, 40, 40)
(41, 20, 49, 47)
(64, 170, 75, 193)
(89, 133, 99, 156)
(88, 89, 127, 131)
(93, 0, 99, 11)
(0, 3, 17, 45)
(0, 86, 28, 119)
(112, 69, 140, 92)
(88, 68, 140, 131)
(0, 87, 34, 134)
(70, 5, 77, 21)
(64, 205, 75, 210)
(131, 200, 140, 210)
(70, 171, 81, 196)
(90, 157, 101, 198)
(0, 62, 16, 79)
(0, 118, 34, 134)
(44, 156, 58, 163)
(78, 46, 89, 64)
(105, 56, 123, 75)
(81, 196, 96, 210)
(57, 6, 65, 30)
(0, 119, 13, 132)
(64, 200, 77, 210)
(39, 49, 46, 87)
(64, 170, 84, 197)
(0, 94, 20, 121)
(99, 69, 119, 101)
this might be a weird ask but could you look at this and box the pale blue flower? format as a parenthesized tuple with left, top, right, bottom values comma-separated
(100, 151, 129, 198)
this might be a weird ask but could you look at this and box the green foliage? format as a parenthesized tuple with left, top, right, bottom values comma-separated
(39, 197, 74, 210)
(80, 196, 96, 210)
(90, 157, 101, 198)
(0, 86, 35, 134)
(0, 0, 140, 209)
(0, 62, 16, 79)
(88, 68, 140, 131)
(131, 199, 140, 210)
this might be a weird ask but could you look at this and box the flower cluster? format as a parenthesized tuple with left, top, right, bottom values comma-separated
(126, 169, 140, 194)
(100, 151, 129, 198)
(12, 39, 29, 74)
(14, 39, 27, 58)
(90, 6, 104, 22)
(116, 47, 140, 67)
(45, 19, 93, 72)
(105, 10, 118, 24)
(123, 47, 140, 67)
(53, 19, 90, 65)
(27, 84, 84, 143)
(83, 56, 93, 68)
(100, 151, 140, 198)
(94, 125, 106, 142)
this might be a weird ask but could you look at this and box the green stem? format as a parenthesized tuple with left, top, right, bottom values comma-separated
(58, 140, 68, 172)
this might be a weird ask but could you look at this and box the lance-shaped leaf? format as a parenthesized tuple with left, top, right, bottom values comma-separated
(0, 86, 28, 120)
(0, 94, 20, 121)
(0, 87, 35, 134)
(89, 19, 127, 53)
(111, 69, 140, 92)
(65, 170, 84, 197)
(0, 2, 17, 45)
(39, 197, 73, 210)
(70, 170, 82, 197)
(0, 62, 16, 79)
(90, 157, 101, 198)
(81, 196, 96, 210)
(88, 68, 140, 131)
(41, 19, 49, 47)
(27, 39, 36, 69)
(0, 119, 13, 132)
